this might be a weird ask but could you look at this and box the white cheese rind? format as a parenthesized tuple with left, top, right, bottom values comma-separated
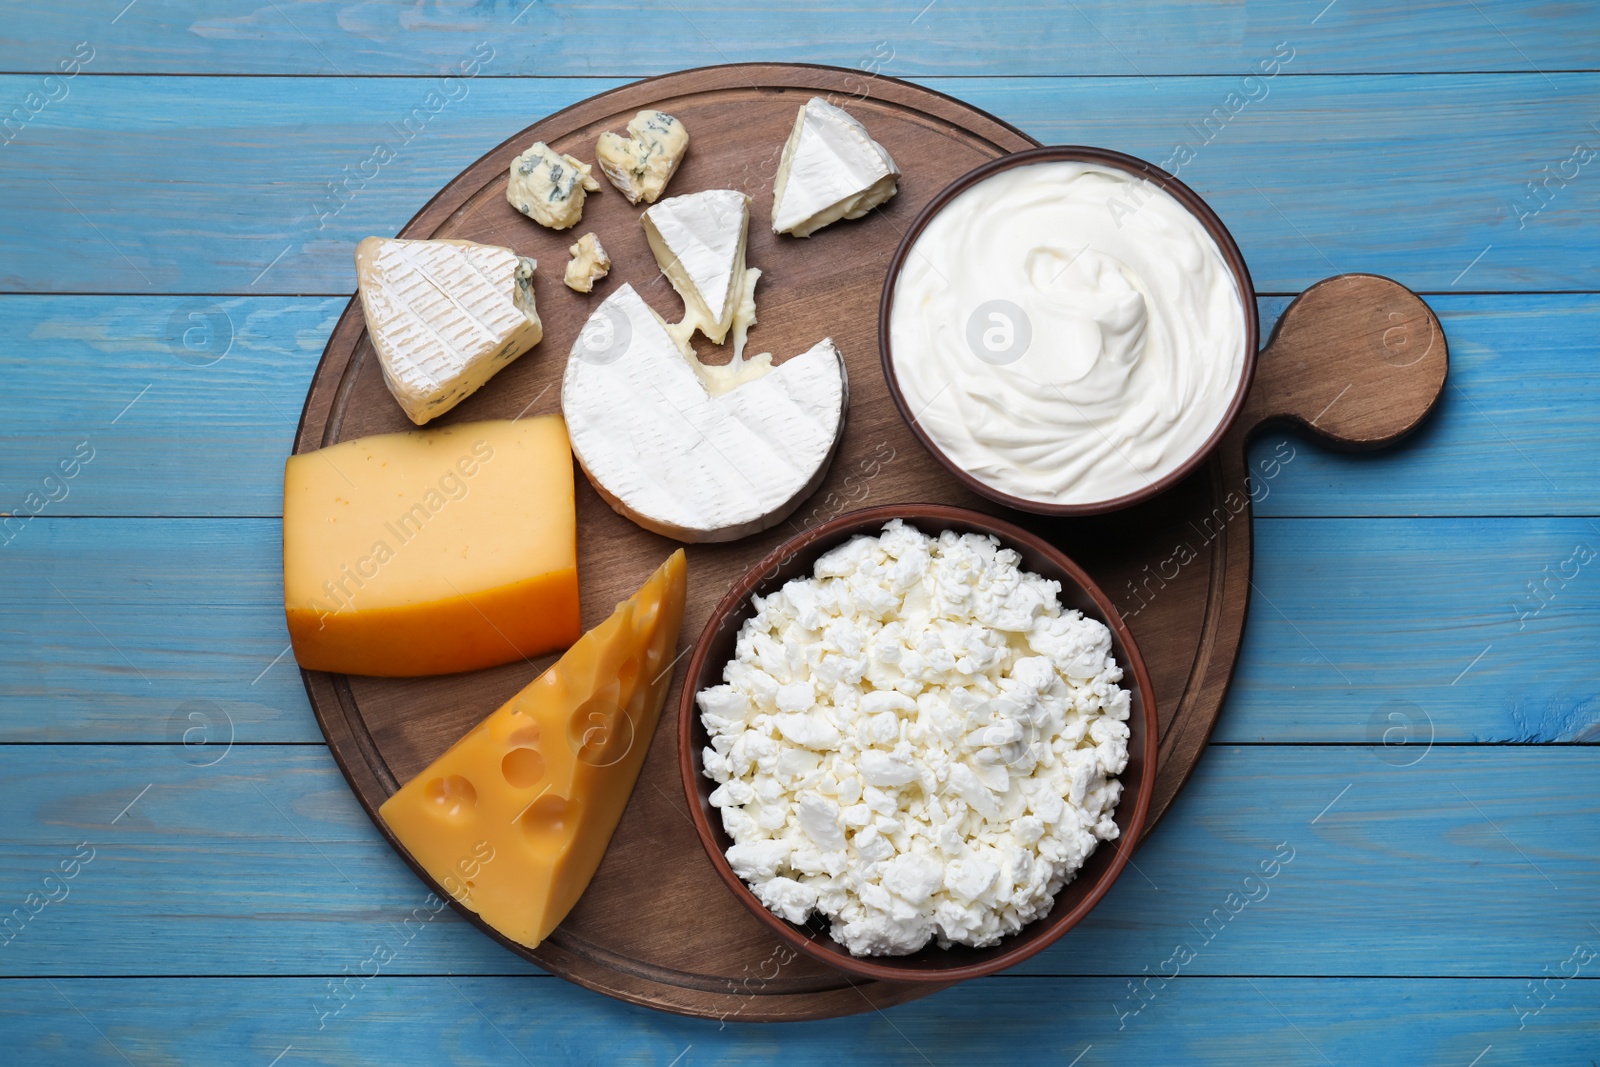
(562, 283, 848, 543)
(562, 232, 611, 294)
(595, 109, 689, 204)
(506, 142, 601, 230)
(698, 520, 1131, 956)
(772, 97, 900, 238)
(642, 189, 750, 344)
(355, 237, 543, 425)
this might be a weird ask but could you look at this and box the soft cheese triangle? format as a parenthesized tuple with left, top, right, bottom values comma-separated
(772, 97, 901, 237)
(642, 189, 749, 344)
(355, 237, 543, 425)
(563, 284, 848, 543)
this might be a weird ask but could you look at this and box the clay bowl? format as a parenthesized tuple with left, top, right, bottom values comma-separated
(677, 503, 1158, 983)
(879, 145, 1260, 516)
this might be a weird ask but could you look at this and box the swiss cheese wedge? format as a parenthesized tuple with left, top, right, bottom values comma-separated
(282, 417, 579, 677)
(641, 189, 751, 344)
(378, 550, 688, 948)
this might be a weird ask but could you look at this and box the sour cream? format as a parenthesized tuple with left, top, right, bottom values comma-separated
(889, 160, 1247, 506)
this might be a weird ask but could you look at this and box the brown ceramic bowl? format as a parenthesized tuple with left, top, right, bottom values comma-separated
(879, 145, 1260, 516)
(677, 503, 1158, 983)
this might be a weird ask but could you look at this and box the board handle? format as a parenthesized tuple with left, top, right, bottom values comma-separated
(1237, 273, 1447, 448)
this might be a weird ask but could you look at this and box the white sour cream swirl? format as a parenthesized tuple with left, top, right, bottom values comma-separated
(889, 161, 1247, 506)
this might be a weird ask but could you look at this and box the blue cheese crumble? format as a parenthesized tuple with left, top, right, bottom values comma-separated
(506, 141, 601, 230)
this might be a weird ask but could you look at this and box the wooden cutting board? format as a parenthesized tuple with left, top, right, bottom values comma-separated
(295, 63, 1447, 1021)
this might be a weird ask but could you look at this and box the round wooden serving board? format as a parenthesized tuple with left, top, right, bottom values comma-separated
(295, 64, 1448, 1021)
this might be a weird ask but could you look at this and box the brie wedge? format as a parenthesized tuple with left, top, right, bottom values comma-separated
(772, 97, 900, 237)
(595, 110, 689, 204)
(562, 284, 848, 543)
(563, 232, 611, 293)
(507, 142, 601, 230)
(355, 237, 542, 425)
(642, 189, 750, 344)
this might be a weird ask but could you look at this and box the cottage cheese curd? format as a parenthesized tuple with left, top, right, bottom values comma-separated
(889, 160, 1247, 506)
(697, 520, 1131, 956)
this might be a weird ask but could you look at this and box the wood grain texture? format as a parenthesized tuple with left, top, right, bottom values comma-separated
(4, 977, 1599, 1065)
(0, 519, 303, 743)
(4, 294, 1594, 519)
(4, 0, 1596, 75)
(1244, 276, 1447, 449)
(290, 64, 1442, 1018)
(1225, 517, 1600, 745)
(9, 516, 1598, 745)
(1141, 274, 1445, 825)
(3, 0, 1597, 1052)
(2, 745, 1596, 980)
(3, 74, 1599, 293)
(1250, 293, 1600, 517)
(295, 62, 1036, 1021)
(0, 296, 336, 517)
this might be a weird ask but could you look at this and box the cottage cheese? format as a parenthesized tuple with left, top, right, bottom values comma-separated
(697, 520, 1131, 956)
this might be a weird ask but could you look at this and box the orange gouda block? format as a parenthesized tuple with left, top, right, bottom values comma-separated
(377, 550, 688, 948)
(282, 417, 579, 677)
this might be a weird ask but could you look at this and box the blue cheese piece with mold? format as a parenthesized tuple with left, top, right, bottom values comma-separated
(563, 232, 612, 294)
(642, 189, 751, 345)
(595, 110, 690, 204)
(507, 142, 601, 230)
(355, 237, 543, 425)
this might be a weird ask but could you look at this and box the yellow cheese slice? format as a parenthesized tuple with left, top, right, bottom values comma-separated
(282, 417, 579, 677)
(378, 550, 688, 948)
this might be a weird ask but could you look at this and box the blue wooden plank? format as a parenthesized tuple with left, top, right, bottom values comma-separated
(947, 73, 1600, 295)
(6, 513, 1598, 744)
(0, 297, 338, 518)
(1222, 518, 1600, 744)
(0, 518, 307, 742)
(0, 76, 623, 294)
(0, 1, 1589, 1056)
(1251, 295, 1600, 518)
(0, 745, 539, 978)
(0, 745, 1594, 978)
(3, 294, 1597, 519)
(2, 976, 1597, 1065)
(3, 0, 1597, 76)
(1, 74, 1598, 293)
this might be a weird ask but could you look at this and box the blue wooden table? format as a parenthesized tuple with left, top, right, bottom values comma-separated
(3, 2, 1598, 1062)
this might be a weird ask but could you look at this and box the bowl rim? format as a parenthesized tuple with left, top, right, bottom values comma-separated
(877, 144, 1261, 516)
(675, 502, 1159, 983)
